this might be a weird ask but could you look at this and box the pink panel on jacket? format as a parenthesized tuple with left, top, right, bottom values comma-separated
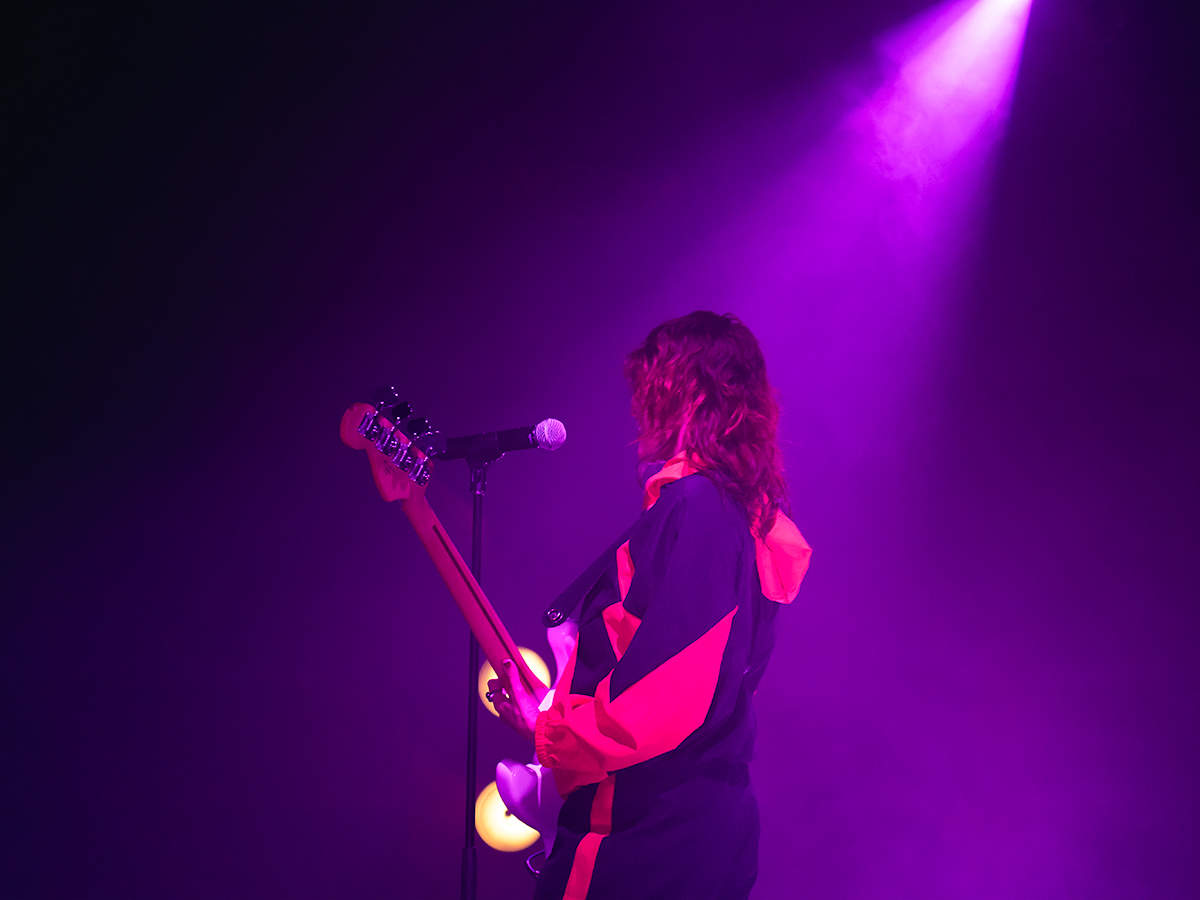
(535, 607, 736, 795)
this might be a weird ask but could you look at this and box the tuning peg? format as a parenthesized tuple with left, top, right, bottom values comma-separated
(370, 387, 414, 424)
(415, 430, 447, 457)
(371, 386, 402, 410)
(403, 416, 433, 438)
(406, 426, 445, 484)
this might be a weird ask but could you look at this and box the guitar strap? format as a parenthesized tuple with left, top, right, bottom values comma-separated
(541, 520, 640, 628)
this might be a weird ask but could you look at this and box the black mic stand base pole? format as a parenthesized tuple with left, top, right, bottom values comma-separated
(461, 449, 498, 900)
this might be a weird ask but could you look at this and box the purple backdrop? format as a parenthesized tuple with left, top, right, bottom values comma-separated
(5, 2, 1198, 898)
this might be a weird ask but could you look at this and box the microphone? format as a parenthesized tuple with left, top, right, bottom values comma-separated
(438, 418, 566, 460)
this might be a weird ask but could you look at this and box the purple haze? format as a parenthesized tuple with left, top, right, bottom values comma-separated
(5, 2, 1198, 898)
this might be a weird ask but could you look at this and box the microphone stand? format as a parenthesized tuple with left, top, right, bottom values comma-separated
(459, 433, 505, 900)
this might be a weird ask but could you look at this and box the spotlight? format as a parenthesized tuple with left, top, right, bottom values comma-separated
(475, 780, 540, 852)
(867, 0, 1033, 184)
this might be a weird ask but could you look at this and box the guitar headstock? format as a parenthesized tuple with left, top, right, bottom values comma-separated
(340, 389, 448, 503)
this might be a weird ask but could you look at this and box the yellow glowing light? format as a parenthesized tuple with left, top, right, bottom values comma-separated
(477, 647, 551, 717)
(475, 780, 540, 852)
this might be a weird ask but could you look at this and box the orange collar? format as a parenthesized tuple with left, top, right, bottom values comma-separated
(642, 456, 700, 510)
(640, 457, 811, 604)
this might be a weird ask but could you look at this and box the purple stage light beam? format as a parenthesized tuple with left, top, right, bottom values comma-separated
(732, 4, 1037, 896)
(865, 0, 1034, 190)
(661, 0, 1034, 466)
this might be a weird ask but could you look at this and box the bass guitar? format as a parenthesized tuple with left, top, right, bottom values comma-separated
(340, 394, 569, 853)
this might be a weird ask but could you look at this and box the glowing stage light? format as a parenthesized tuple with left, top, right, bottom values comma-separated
(864, 0, 1033, 186)
(477, 647, 551, 716)
(475, 780, 540, 852)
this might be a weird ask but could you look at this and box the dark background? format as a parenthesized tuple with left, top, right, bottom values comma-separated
(4, 2, 1198, 898)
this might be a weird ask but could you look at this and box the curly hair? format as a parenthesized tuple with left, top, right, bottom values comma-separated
(624, 311, 787, 537)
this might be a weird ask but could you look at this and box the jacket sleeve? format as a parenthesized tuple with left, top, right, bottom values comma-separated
(535, 481, 744, 795)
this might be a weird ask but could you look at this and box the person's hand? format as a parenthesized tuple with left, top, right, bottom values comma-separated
(487, 659, 540, 743)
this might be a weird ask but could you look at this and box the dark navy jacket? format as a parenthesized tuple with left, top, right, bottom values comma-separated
(534, 473, 780, 900)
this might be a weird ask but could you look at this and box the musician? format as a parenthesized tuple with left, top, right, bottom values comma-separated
(490, 311, 811, 900)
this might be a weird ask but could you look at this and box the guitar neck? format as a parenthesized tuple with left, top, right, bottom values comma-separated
(400, 494, 548, 701)
(340, 400, 547, 701)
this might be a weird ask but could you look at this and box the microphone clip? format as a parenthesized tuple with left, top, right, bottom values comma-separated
(462, 434, 505, 495)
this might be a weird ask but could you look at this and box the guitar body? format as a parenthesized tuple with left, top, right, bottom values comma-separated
(495, 615, 578, 851)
